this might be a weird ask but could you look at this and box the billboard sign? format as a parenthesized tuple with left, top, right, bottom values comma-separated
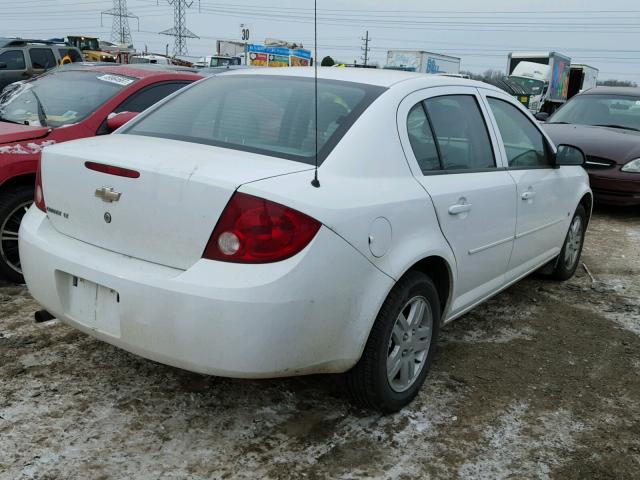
(247, 44, 312, 67)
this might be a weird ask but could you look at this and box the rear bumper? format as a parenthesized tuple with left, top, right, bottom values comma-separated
(589, 172, 640, 206)
(19, 208, 393, 378)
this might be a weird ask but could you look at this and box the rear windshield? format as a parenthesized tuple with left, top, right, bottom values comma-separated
(124, 75, 385, 164)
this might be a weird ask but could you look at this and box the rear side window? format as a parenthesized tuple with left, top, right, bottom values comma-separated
(407, 103, 440, 172)
(58, 48, 82, 62)
(29, 48, 56, 70)
(424, 95, 496, 170)
(115, 82, 191, 113)
(487, 97, 552, 168)
(0, 50, 26, 70)
(125, 75, 385, 165)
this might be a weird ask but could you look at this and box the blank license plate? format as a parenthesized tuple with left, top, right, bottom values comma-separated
(67, 275, 121, 338)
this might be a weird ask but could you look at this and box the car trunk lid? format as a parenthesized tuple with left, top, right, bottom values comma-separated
(40, 135, 312, 270)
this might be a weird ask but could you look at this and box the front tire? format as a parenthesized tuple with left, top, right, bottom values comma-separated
(0, 185, 33, 283)
(347, 271, 440, 412)
(551, 205, 587, 281)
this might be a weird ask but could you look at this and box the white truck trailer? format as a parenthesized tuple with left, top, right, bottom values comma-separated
(568, 64, 599, 99)
(385, 50, 461, 75)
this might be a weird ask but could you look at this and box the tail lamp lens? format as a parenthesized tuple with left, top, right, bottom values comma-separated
(203, 192, 321, 263)
(35, 160, 46, 212)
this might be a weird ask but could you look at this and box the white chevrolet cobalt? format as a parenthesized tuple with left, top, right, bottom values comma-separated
(20, 69, 591, 411)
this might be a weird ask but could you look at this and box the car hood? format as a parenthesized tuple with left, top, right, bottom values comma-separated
(0, 122, 50, 145)
(543, 123, 640, 164)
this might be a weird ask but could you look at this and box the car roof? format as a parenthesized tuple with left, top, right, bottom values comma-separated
(581, 86, 640, 96)
(54, 63, 202, 79)
(221, 66, 499, 91)
(0, 38, 72, 48)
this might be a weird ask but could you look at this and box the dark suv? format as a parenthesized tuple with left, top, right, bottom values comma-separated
(0, 38, 82, 91)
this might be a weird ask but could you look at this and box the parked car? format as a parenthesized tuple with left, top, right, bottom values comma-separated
(543, 87, 640, 206)
(20, 69, 591, 412)
(0, 64, 202, 281)
(0, 38, 83, 92)
(130, 54, 172, 65)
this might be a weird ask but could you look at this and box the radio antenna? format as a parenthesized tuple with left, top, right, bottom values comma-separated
(310, 0, 320, 188)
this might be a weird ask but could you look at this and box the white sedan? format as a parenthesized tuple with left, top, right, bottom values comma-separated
(20, 68, 591, 412)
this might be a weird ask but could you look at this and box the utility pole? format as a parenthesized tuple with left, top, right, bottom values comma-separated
(159, 0, 200, 56)
(101, 0, 139, 45)
(360, 30, 371, 66)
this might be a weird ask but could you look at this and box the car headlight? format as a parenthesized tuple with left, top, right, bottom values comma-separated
(621, 158, 640, 173)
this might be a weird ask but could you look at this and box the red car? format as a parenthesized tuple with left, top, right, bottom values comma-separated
(0, 64, 202, 281)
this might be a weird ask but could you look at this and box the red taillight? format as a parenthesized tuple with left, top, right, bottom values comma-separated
(203, 192, 321, 263)
(35, 159, 46, 212)
(85, 161, 140, 178)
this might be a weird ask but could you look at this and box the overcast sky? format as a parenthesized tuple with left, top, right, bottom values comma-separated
(2, 0, 639, 82)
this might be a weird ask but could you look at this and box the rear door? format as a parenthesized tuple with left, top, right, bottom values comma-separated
(398, 86, 517, 315)
(481, 89, 569, 280)
(0, 49, 28, 90)
(27, 48, 57, 73)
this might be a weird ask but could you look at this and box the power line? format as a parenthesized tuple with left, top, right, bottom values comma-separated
(159, 0, 200, 56)
(101, 0, 139, 44)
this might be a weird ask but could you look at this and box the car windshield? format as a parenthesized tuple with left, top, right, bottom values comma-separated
(124, 75, 385, 164)
(509, 76, 545, 95)
(0, 70, 134, 127)
(73, 37, 99, 51)
(549, 94, 640, 131)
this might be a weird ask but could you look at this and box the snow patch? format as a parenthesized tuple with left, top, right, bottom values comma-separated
(596, 276, 640, 337)
(458, 403, 586, 480)
(0, 140, 56, 155)
(457, 325, 536, 344)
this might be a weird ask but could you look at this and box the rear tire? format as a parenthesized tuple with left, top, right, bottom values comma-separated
(0, 185, 33, 283)
(347, 271, 440, 412)
(551, 205, 587, 281)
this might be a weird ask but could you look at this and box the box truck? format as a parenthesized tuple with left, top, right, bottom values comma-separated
(507, 52, 571, 114)
(385, 50, 461, 75)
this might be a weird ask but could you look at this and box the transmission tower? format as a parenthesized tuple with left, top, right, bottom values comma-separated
(361, 30, 371, 66)
(101, 0, 139, 45)
(159, 0, 200, 56)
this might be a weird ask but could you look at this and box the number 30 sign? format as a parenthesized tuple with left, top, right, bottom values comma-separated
(240, 24, 251, 42)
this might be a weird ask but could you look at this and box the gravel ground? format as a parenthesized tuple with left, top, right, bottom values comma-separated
(1, 206, 639, 480)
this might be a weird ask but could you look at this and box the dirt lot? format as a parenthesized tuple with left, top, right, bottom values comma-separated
(1, 206, 639, 480)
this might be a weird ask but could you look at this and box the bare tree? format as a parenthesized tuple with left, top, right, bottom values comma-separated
(597, 79, 638, 87)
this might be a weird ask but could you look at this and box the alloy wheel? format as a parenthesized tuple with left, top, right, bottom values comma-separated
(564, 215, 583, 269)
(0, 200, 31, 275)
(387, 295, 433, 393)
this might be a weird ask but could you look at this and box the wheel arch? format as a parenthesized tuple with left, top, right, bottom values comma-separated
(578, 191, 593, 226)
(0, 173, 36, 196)
(401, 255, 454, 324)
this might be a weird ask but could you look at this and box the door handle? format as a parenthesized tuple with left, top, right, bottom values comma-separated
(521, 191, 536, 200)
(448, 203, 472, 215)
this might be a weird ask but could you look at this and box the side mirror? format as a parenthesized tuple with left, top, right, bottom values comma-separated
(556, 144, 585, 166)
(534, 112, 549, 122)
(0, 62, 7, 69)
(107, 111, 139, 132)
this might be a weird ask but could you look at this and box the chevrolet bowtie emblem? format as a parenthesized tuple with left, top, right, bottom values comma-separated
(95, 186, 121, 203)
